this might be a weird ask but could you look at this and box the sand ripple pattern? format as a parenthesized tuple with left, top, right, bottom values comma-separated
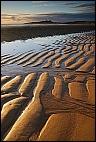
(1, 31, 95, 73)
(1, 71, 95, 141)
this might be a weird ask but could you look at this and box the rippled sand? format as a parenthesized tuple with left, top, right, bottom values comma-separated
(1, 31, 95, 141)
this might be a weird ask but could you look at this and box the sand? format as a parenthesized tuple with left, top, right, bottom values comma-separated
(1, 75, 22, 94)
(1, 97, 29, 139)
(1, 31, 95, 141)
(52, 76, 63, 99)
(86, 79, 95, 104)
(1, 93, 19, 109)
(42, 53, 61, 68)
(1, 24, 95, 42)
(1, 76, 12, 86)
(19, 73, 37, 97)
(68, 82, 88, 100)
(37, 113, 95, 141)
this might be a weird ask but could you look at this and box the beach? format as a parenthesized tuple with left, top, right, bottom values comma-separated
(1, 27, 95, 141)
(1, 24, 95, 42)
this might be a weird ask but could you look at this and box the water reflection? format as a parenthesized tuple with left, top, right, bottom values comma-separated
(1, 35, 67, 55)
(1, 31, 94, 56)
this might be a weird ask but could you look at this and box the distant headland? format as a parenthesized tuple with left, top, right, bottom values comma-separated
(24, 20, 95, 25)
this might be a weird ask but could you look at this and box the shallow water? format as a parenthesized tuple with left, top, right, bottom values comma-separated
(1, 34, 68, 55)
(1, 31, 94, 56)
(1, 31, 95, 76)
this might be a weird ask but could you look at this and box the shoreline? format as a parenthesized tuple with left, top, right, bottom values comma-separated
(1, 24, 95, 42)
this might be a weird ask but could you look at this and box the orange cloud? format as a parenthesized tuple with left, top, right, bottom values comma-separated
(1, 14, 34, 24)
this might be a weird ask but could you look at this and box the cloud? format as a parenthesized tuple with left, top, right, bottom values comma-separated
(1, 12, 95, 24)
(1, 14, 33, 24)
(73, 2, 95, 13)
(62, 1, 79, 5)
(31, 1, 48, 4)
(31, 1, 48, 6)
(74, 3, 95, 8)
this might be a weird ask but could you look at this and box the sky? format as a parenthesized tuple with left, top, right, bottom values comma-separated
(1, 1, 95, 25)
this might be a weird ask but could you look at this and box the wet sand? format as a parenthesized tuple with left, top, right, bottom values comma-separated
(1, 24, 95, 42)
(1, 31, 95, 141)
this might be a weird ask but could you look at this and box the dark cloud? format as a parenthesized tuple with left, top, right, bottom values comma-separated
(63, 1, 78, 5)
(17, 14, 31, 16)
(73, 2, 95, 13)
(74, 3, 95, 8)
(73, 3, 95, 12)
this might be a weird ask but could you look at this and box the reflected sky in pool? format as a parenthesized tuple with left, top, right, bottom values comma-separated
(1, 31, 95, 76)
(1, 34, 67, 55)
(1, 31, 94, 56)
